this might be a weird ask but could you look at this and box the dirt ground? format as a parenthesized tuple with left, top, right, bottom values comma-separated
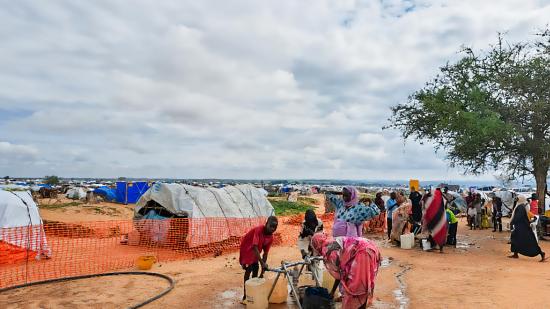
(3, 218, 550, 308)
(4, 194, 550, 308)
(38, 197, 134, 222)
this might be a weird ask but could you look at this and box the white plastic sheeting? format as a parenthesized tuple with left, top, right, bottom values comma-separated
(135, 184, 274, 247)
(135, 183, 274, 219)
(0, 190, 51, 258)
(66, 187, 86, 200)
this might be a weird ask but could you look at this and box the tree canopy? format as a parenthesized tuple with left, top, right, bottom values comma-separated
(44, 175, 60, 185)
(387, 30, 550, 211)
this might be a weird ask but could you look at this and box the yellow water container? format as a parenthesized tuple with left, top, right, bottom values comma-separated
(321, 270, 336, 291)
(298, 273, 317, 287)
(135, 255, 156, 270)
(245, 278, 268, 309)
(265, 273, 288, 304)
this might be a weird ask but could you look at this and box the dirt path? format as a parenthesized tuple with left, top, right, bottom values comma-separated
(3, 216, 550, 308)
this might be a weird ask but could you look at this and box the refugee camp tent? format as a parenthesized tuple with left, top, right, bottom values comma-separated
(66, 187, 86, 200)
(93, 186, 117, 202)
(116, 181, 150, 204)
(0, 190, 51, 263)
(492, 190, 516, 216)
(447, 191, 467, 213)
(134, 183, 274, 247)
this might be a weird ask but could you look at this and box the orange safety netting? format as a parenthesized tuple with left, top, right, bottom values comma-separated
(0, 215, 346, 289)
(1, 217, 288, 289)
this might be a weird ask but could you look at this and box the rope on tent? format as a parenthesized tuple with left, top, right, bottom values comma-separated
(181, 184, 213, 243)
(235, 186, 261, 218)
(222, 187, 248, 219)
(205, 188, 233, 236)
(0, 271, 175, 309)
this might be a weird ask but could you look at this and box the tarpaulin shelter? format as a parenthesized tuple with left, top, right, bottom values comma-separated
(134, 183, 274, 247)
(66, 187, 86, 200)
(116, 181, 150, 204)
(0, 190, 51, 264)
(93, 186, 117, 202)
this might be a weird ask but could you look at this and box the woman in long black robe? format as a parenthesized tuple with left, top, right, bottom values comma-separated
(509, 202, 546, 262)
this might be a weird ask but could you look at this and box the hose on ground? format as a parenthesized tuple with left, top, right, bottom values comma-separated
(0, 271, 175, 309)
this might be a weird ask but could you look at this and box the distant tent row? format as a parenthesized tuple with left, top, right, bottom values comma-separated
(134, 183, 274, 247)
(64, 181, 150, 204)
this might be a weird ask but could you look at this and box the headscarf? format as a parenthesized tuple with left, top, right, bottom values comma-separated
(344, 186, 359, 208)
(517, 195, 528, 205)
(374, 192, 385, 211)
(300, 209, 319, 238)
(311, 233, 332, 256)
(305, 209, 318, 227)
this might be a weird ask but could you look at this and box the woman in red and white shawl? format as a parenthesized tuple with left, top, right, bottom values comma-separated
(311, 233, 381, 309)
(422, 188, 447, 252)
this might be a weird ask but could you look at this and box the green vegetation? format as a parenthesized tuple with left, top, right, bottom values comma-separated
(297, 197, 317, 206)
(44, 175, 60, 185)
(269, 200, 314, 216)
(40, 202, 83, 209)
(388, 30, 550, 211)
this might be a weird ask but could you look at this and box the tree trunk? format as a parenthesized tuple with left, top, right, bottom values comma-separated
(533, 163, 548, 215)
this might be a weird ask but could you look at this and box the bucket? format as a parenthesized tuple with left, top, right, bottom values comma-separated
(265, 273, 288, 304)
(400, 233, 415, 249)
(135, 255, 156, 270)
(300, 286, 333, 309)
(421, 239, 431, 251)
(245, 278, 269, 309)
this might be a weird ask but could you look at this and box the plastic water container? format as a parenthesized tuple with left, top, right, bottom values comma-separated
(135, 255, 156, 270)
(265, 274, 288, 304)
(299, 273, 317, 287)
(245, 278, 269, 309)
(421, 239, 432, 251)
(400, 233, 415, 249)
(321, 270, 336, 291)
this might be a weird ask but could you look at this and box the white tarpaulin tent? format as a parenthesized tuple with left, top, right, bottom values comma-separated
(135, 183, 274, 247)
(0, 190, 51, 258)
(66, 187, 86, 200)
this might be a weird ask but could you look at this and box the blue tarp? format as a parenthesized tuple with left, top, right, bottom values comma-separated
(116, 181, 150, 204)
(93, 186, 117, 202)
(38, 184, 52, 189)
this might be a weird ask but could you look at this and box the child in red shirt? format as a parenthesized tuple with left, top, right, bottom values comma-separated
(239, 216, 278, 302)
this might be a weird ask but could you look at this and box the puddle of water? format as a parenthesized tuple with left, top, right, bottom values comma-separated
(380, 257, 393, 268)
(394, 264, 411, 309)
(220, 290, 237, 299)
(455, 241, 475, 249)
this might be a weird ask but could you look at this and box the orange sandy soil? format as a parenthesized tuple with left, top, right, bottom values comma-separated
(3, 196, 550, 308)
(38, 197, 134, 222)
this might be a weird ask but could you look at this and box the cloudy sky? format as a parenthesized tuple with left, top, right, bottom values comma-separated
(1, 1, 549, 180)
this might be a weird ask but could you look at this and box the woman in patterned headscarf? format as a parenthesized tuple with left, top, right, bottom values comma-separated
(327, 186, 380, 237)
(311, 233, 381, 309)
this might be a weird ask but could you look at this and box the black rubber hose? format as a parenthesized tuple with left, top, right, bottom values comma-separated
(0, 271, 175, 309)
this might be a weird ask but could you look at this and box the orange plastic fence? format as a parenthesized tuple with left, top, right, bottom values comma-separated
(0, 215, 344, 289)
(0, 217, 279, 289)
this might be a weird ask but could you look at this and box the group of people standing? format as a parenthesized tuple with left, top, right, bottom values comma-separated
(237, 186, 546, 308)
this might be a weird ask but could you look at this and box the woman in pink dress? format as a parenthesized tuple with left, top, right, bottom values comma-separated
(311, 233, 381, 309)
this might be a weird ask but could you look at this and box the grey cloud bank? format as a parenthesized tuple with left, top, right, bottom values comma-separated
(1, 0, 549, 180)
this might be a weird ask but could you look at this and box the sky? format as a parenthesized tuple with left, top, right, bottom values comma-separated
(1, 0, 549, 180)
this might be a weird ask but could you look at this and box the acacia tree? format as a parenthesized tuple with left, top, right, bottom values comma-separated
(388, 30, 550, 212)
(44, 175, 60, 185)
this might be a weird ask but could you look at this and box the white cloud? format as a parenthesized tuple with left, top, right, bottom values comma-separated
(0, 0, 549, 180)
